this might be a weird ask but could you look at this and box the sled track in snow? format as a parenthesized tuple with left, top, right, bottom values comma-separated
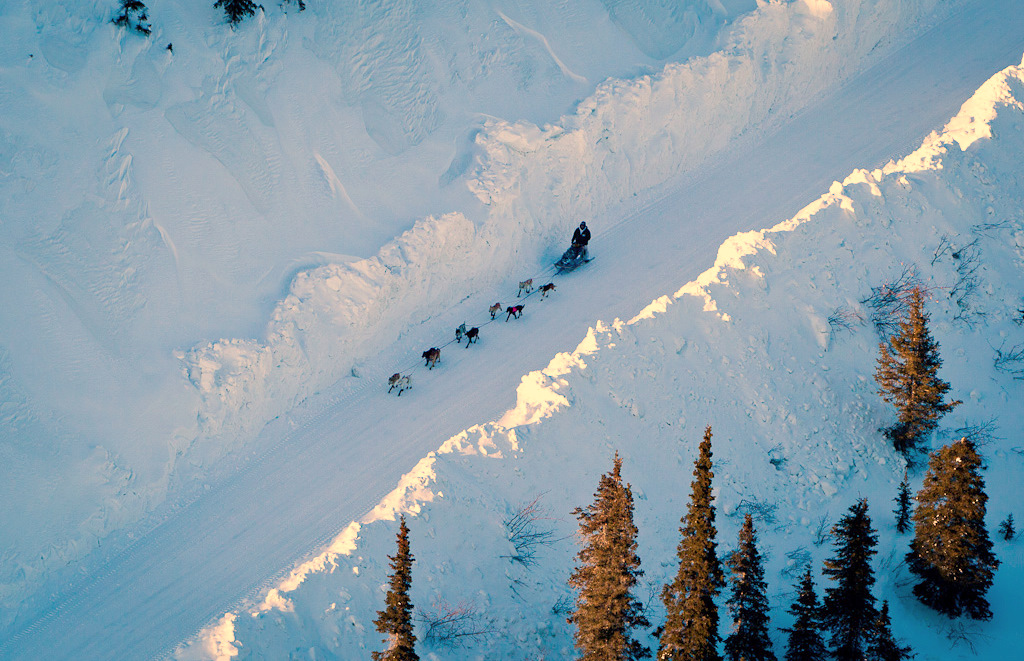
(4, 1, 1024, 658)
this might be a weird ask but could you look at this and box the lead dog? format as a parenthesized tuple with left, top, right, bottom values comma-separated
(518, 279, 533, 297)
(422, 347, 441, 369)
(464, 327, 479, 346)
(539, 282, 556, 299)
(506, 304, 524, 321)
(489, 302, 502, 319)
(387, 373, 411, 396)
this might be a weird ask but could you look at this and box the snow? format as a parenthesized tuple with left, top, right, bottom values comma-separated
(1, 0, 1023, 658)
(178, 50, 1024, 659)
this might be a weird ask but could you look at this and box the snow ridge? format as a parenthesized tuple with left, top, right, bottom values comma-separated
(184, 0, 964, 467)
(179, 47, 1024, 661)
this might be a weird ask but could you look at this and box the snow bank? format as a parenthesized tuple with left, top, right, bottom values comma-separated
(185, 0, 965, 464)
(180, 50, 1024, 661)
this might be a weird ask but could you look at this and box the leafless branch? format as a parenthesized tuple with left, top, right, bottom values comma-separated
(736, 498, 778, 525)
(781, 547, 811, 579)
(828, 305, 865, 337)
(993, 341, 1024, 380)
(945, 621, 991, 654)
(501, 493, 561, 567)
(946, 238, 984, 326)
(416, 599, 494, 649)
(861, 266, 922, 338)
(813, 514, 832, 546)
(938, 417, 1001, 448)
(970, 219, 1012, 236)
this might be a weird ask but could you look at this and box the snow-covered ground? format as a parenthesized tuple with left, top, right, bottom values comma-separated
(2, 0, 1023, 658)
(182, 53, 1024, 660)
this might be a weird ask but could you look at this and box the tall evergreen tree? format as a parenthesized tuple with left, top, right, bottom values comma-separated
(866, 601, 913, 661)
(112, 0, 151, 35)
(568, 453, 651, 661)
(820, 500, 878, 661)
(659, 426, 724, 661)
(372, 516, 418, 661)
(214, 0, 257, 25)
(725, 514, 776, 661)
(906, 437, 999, 619)
(874, 286, 960, 455)
(894, 473, 912, 534)
(781, 569, 826, 661)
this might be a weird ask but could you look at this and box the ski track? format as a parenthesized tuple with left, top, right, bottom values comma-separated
(4, 2, 1024, 659)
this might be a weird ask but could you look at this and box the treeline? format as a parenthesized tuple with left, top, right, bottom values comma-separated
(368, 286, 1008, 659)
(371, 426, 1001, 660)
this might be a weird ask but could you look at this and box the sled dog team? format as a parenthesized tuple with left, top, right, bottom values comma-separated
(386, 220, 589, 396)
(385, 279, 559, 396)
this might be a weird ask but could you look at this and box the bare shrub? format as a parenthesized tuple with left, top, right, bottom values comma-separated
(813, 514, 832, 546)
(993, 342, 1024, 379)
(416, 599, 494, 649)
(970, 219, 1012, 236)
(502, 494, 560, 567)
(781, 547, 811, 579)
(939, 417, 1001, 448)
(550, 594, 572, 616)
(860, 266, 922, 338)
(735, 498, 778, 525)
(931, 234, 953, 265)
(828, 305, 865, 337)
(945, 621, 990, 654)
(946, 238, 984, 326)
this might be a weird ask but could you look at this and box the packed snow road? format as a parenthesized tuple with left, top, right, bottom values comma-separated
(4, 2, 1024, 658)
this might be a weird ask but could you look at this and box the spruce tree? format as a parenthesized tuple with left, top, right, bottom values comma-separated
(894, 473, 912, 534)
(820, 499, 877, 661)
(214, 0, 257, 25)
(568, 453, 651, 661)
(659, 426, 724, 661)
(112, 0, 151, 35)
(372, 516, 418, 661)
(906, 437, 999, 619)
(781, 569, 826, 661)
(998, 514, 1015, 541)
(724, 514, 776, 661)
(874, 286, 960, 455)
(866, 601, 913, 661)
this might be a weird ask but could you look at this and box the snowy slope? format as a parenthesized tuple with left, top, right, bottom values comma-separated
(180, 54, 1024, 661)
(0, 0, 1019, 657)
(0, 0, 757, 626)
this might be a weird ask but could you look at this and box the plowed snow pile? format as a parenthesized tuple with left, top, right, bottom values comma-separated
(181, 55, 1024, 661)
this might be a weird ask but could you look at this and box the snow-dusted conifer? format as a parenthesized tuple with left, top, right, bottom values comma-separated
(724, 514, 776, 661)
(659, 426, 724, 661)
(112, 0, 151, 35)
(894, 472, 912, 534)
(214, 0, 257, 26)
(906, 437, 998, 619)
(568, 453, 651, 661)
(781, 569, 826, 661)
(874, 286, 960, 455)
(821, 499, 877, 661)
(372, 516, 418, 661)
(866, 601, 913, 661)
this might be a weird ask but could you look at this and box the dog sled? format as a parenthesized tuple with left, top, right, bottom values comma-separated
(554, 244, 591, 273)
